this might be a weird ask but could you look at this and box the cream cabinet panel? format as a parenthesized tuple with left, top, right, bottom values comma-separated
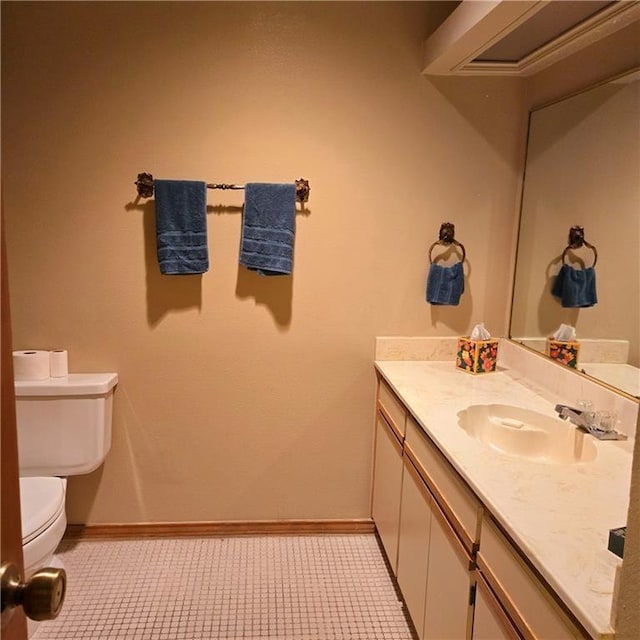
(473, 575, 521, 640)
(478, 517, 584, 640)
(371, 412, 403, 572)
(397, 458, 432, 639)
(423, 498, 474, 640)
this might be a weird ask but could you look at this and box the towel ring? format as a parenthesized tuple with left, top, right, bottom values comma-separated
(428, 222, 466, 264)
(561, 226, 598, 267)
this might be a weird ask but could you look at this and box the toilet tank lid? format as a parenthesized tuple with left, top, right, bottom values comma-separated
(15, 373, 118, 397)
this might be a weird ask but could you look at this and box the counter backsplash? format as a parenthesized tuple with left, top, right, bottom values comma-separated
(375, 336, 459, 361)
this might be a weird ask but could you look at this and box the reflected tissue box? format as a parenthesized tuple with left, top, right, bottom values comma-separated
(546, 338, 580, 369)
(456, 338, 498, 374)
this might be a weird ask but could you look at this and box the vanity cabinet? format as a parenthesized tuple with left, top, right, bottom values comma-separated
(372, 369, 594, 640)
(373, 374, 481, 639)
(371, 379, 406, 572)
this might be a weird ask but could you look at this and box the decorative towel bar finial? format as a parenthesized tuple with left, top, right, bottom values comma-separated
(135, 172, 311, 205)
(428, 222, 466, 264)
(562, 225, 598, 266)
(295, 178, 310, 205)
(135, 172, 154, 198)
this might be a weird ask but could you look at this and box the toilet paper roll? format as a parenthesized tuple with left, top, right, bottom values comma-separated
(49, 350, 69, 377)
(13, 350, 50, 381)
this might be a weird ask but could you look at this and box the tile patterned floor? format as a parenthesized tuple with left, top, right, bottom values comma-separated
(33, 534, 415, 639)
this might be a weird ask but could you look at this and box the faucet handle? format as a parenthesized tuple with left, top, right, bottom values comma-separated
(595, 410, 619, 433)
(576, 399, 594, 411)
(575, 399, 598, 427)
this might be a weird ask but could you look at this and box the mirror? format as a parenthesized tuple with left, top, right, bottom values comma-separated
(510, 68, 640, 398)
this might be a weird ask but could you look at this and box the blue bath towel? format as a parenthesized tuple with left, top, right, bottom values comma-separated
(426, 262, 464, 305)
(155, 180, 209, 275)
(551, 264, 598, 307)
(239, 183, 296, 276)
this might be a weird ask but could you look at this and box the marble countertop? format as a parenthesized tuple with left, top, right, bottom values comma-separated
(375, 360, 633, 640)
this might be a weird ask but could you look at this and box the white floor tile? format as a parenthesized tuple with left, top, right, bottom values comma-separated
(33, 534, 415, 640)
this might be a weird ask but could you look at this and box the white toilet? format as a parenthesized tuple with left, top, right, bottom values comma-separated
(15, 372, 118, 630)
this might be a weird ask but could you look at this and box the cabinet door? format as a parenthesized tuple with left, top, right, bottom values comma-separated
(371, 412, 403, 572)
(473, 574, 521, 640)
(397, 457, 432, 639)
(424, 498, 474, 640)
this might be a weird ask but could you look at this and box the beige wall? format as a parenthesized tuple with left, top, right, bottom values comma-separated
(1, 2, 526, 524)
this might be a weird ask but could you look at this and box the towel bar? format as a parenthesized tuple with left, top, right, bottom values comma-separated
(428, 222, 466, 264)
(135, 172, 310, 205)
(561, 226, 597, 266)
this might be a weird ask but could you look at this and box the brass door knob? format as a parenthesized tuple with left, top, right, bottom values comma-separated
(1, 562, 66, 624)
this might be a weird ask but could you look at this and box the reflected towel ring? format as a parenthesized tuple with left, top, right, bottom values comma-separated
(561, 226, 598, 267)
(428, 222, 466, 264)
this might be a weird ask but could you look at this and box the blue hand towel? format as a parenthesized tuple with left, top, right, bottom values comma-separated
(239, 183, 296, 276)
(426, 262, 464, 305)
(155, 180, 208, 275)
(551, 264, 597, 307)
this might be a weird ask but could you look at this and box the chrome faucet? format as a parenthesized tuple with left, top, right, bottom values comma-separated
(554, 404, 627, 440)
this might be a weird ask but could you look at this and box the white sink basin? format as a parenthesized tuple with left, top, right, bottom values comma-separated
(457, 404, 597, 464)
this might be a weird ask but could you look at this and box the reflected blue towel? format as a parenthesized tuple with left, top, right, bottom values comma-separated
(426, 262, 464, 305)
(239, 183, 296, 276)
(155, 180, 208, 275)
(551, 264, 597, 307)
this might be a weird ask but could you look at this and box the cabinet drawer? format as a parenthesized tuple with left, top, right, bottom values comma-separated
(478, 518, 586, 640)
(405, 416, 482, 553)
(377, 378, 406, 440)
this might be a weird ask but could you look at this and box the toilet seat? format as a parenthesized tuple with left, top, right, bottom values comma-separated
(20, 477, 67, 578)
(20, 477, 66, 544)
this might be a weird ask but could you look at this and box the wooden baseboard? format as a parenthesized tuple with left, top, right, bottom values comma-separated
(65, 519, 376, 540)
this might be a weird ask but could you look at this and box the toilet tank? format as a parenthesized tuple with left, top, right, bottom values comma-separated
(15, 373, 118, 477)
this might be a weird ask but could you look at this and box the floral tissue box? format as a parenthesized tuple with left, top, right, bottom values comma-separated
(456, 338, 499, 374)
(546, 338, 580, 369)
